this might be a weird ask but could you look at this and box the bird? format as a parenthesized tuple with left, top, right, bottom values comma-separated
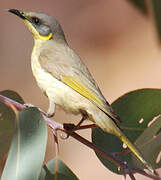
(8, 9, 153, 173)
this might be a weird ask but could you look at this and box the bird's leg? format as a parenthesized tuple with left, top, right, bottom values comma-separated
(63, 115, 88, 139)
(74, 110, 88, 130)
(46, 100, 55, 118)
(64, 111, 88, 132)
(75, 114, 88, 130)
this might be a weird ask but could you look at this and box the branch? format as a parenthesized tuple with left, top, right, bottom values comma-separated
(0, 94, 160, 180)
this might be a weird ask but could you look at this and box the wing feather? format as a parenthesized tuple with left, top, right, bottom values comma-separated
(38, 42, 120, 123)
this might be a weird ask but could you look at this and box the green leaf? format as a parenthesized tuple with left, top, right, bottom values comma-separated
(133, 116, 161, 169)
(151, 0, 161, 42)
(39, 157, 79, 180)
(0, 90, 24, 159)
(92, 88, 161, 174)
(128, 0, 161, 42)
(92, 128, 123, 174)
(127, 0, 147, 14)
(1, 107, 47, 180)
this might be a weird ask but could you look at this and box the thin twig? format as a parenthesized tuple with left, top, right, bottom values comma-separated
(44, 118, 123, 167)
(53, 131, 59, 157)
(76, 124, 97, 130)
(0, 95, 24, 110)
(133, 168, 161, 180)
(128, 173, 136, 180)
(114, 149, 131, 157)
(66, 131, 123, 167)
(122, 168, 127, 180)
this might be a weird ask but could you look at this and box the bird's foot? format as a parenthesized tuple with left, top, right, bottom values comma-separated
(63, 123, 76, 131)
(45, 112, 55, 118)
(62, 123, 80, 139)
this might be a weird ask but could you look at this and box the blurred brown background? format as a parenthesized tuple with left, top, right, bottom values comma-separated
(1, 0, 161, 179)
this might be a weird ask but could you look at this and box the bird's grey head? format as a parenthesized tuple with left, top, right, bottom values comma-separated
(8, 9, 66, 42)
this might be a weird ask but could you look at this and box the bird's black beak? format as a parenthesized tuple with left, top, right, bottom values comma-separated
(8, 9, 26, 20)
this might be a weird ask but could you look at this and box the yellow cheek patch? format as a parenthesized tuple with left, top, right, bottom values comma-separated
(39, 33, 52, 40)
(61, 75, 103, 106)
(24, 20, 52, 41)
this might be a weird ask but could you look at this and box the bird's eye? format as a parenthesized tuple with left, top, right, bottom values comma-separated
(32, 17, 40, 25)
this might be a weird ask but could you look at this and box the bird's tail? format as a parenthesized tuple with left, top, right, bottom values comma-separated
(96, 115, 154, 173)
(119, 131, 153, 173)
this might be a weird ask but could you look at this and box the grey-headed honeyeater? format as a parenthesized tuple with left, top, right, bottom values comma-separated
(8, 9, 153, 172)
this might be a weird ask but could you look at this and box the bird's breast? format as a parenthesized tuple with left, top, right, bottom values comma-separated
(30, 44, 89, 114)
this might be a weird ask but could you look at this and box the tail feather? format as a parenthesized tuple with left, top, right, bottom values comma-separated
(119, 133, 153, 173)
(97, 115, 154, 173)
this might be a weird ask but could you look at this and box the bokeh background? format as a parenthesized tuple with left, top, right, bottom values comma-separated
(1, 0, 161, 179)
